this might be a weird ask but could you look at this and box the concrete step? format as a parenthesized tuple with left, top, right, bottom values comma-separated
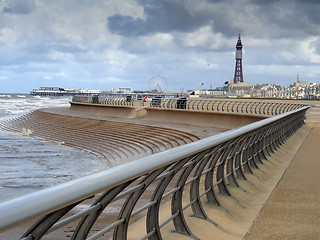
(0, 110, 202, 167)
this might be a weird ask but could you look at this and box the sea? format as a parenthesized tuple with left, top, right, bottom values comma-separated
(0, 94, 103, 202)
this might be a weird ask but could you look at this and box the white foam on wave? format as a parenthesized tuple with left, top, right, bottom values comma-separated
(0, 94, 11, 98)
(21, 128, 33, 136)
(0, 95, 72, 120)
(0, 103, 18, 110)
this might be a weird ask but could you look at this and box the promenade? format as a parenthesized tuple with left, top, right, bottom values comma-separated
(0, 100, 318, 239)
(244, 105, 320, 239)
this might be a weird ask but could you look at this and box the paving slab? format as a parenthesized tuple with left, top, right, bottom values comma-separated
(244, 107, 320, 240)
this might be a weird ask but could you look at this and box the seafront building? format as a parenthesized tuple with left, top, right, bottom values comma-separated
(190, 82, 320, 99)
(30, 82, 320, 100)
(30, 87, 101, 96)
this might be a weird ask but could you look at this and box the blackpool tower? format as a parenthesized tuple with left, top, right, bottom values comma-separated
(233, 34, 244, 84)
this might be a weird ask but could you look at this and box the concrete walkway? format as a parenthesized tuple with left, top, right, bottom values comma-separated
(244, 106, 320, 240)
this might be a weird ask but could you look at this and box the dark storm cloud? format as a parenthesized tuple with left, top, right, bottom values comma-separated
(107, 0, 320, 39)
(2, 0, 35, 14)
(247, 0, 320, 37)
(106, 0, 248, 37)
(107, 0, 211, 37)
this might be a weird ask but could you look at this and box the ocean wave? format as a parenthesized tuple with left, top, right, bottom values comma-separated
(0, 96, 71, 120)
(0, 95, 102, 202)
(0, 94, 11, 98)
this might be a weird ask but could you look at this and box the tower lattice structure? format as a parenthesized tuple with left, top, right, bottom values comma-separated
(233, 34, 244, 84)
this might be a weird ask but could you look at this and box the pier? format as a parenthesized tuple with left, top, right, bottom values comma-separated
(0, 98, 319, 239)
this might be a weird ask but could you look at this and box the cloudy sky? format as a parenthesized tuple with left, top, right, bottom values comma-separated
(0, 0, 320, 93)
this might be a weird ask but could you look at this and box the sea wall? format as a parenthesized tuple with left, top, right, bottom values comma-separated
(70, 101, 265, 129)
(69, 102, 147, 119)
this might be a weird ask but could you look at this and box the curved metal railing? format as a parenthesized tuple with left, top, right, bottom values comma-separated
(0, 106, 309, 239)
(149, 98, 308, 116)
(72, 95, 136, 107)
(71, 95, 308, 116)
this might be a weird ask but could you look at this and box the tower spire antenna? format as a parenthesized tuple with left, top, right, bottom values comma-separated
(233, 33, 244, 84)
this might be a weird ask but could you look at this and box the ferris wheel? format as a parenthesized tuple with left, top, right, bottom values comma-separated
(148, 75, 168, 93)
